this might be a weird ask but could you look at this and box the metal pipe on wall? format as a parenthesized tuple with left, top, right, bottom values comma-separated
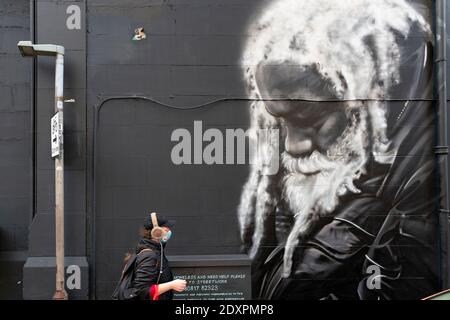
(435, 0, 450, 290)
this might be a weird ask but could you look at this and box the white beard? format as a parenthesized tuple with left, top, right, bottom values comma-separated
(281, 109, 369, 277)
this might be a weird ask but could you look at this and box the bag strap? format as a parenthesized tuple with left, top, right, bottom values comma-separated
(138, 248, 153, 255)
(120, 249, 153, 277)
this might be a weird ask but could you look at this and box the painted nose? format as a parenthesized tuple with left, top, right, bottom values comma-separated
(284, 127, 315, 157)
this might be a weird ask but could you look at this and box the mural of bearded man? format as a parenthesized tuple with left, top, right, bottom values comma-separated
(238, 0, 441, 299)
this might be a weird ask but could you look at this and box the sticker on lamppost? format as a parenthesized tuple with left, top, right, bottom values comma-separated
(51, 111, 63, 158)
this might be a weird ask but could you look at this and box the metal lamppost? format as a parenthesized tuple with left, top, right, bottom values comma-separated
(17, 41, 67, 300)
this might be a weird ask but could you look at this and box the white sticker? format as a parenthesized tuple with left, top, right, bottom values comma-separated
(51, 112, 63, 158)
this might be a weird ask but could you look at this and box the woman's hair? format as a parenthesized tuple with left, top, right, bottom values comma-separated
(123, 252, 132, 264)
(123, 227, 153, 264)
(139, 226, 152, 239)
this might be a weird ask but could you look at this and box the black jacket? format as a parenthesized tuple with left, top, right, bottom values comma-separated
(133, 238, 174, 300)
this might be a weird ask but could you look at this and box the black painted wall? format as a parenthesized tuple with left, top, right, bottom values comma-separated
(1, 0, 450, 300)
(87, 0, 261, 298)
(74, 0, 450, 299)
(28, 0, 87, 259)
(0, 0, 31, 299)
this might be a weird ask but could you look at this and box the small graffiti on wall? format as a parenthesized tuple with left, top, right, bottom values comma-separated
(238, 0, 440, 299)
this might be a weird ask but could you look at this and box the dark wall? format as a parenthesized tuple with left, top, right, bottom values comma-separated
(0, 0, 448, 300)
(28, 0, 87, 259)
(87, 0, 444, 300)
(0, 0, 31, 299)
(87, 0, 263, 298)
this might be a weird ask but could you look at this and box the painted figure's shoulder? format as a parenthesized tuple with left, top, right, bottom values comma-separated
(329, 196, 388, 239)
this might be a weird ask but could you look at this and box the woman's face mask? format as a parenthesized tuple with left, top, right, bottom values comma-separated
(161, 229, 172, 243)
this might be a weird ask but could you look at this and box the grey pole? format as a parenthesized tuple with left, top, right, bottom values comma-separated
(17, 41, 67, 299)
(53, 52, 67, 300)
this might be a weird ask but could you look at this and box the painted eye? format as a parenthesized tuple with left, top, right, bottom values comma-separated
(317, 115, 338, 132)
(316, 112, 347, 148)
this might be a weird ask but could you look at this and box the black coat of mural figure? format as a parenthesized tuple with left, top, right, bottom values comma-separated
(238, 0, 440, 299)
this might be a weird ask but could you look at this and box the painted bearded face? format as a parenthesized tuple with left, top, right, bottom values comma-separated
(238, 0, 430, 277)
(256, 61, 371, 277)
(256, 63, 350, 157)
(255, 60, 369, 220)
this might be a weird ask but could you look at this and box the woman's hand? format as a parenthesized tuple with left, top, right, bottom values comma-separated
(171, 279, 187, 292)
